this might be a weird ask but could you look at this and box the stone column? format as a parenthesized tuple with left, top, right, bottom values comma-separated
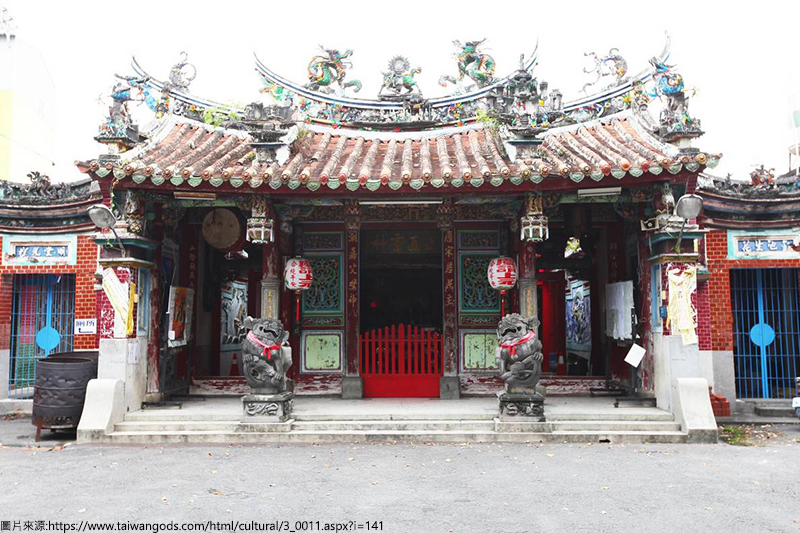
(518, 240, 537, 319)
(253, 196, 280, 320)
(438, 200, 460, 399)
(518, 192, 542, 320)
(342, 201, 363, 398)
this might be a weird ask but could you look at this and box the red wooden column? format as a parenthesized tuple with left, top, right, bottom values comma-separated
(178, 223, 198, 382)
(437, 201, 459, 398)
(146, 202, 164, 395)
(342, 201, 363, 398)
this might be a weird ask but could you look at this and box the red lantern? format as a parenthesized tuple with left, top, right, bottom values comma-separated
(488, 257, 517, 315)
(284, 257, 313, 321)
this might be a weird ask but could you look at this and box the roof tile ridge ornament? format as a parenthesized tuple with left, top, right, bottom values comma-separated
(435, 136, 452, 180)
(452, 133, 472, 181)
(338, 137, 365, 183)
(468, 130, 491, 178)
(379, 139, 398, 185)
(319, 136, 348, 185)
(359, 140, 380, 185)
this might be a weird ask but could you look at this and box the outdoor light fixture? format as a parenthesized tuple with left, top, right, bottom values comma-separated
(675, 193, 703, 219)
(87, 204, 126, 253)
(674, 193, 703, 252)
(358, 199, 443, 206)
(576, 187, 622, 198)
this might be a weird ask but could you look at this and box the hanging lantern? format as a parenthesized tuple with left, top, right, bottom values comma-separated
(284, 257, 313, 322)
(246, 216, 274, 244)
(520, 213, 549, 242)
(488, 257, 517, 316)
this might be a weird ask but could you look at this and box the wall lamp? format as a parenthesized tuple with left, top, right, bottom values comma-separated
(87, 204, 126, 254)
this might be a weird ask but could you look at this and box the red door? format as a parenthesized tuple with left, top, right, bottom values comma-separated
(360, 324, 442, 397)
(539, 272, 566, 375)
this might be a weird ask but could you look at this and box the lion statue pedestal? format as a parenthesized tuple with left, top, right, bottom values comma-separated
(495, 314, 545, 422)
(240, 317, 294, 423)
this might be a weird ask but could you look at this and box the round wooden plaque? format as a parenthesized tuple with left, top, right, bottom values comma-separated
(201, 208, 245, 251)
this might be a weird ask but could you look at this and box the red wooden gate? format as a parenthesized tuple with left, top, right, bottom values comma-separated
(360, 324, 443, 397)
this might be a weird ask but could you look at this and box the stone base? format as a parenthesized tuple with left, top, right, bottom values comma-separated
(498, 391, 545, 421)
(341, 376, 363, 399)
(439, 376, 461, 399)
(242, 391, 293, 422)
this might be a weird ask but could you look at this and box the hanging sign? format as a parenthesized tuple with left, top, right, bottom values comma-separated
(75, 318, 97, 335)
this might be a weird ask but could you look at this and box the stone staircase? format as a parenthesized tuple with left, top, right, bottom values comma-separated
(107, 401, 687, 444)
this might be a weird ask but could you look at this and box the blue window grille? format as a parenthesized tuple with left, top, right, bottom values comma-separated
(8, 274, 76, 399)
(731, 268, 800, 399)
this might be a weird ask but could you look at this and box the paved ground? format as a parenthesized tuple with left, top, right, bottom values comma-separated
(1, 416, 799, 533)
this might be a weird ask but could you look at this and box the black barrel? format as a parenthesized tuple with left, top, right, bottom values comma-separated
(32, 356, 98, 431)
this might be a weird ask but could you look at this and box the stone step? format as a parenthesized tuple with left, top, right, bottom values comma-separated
(124, 412, 242, 422)
(290, 420, 496, 432)
(753, 404, 796, 418)
(548, 420, 682, 432)
(545, 412, 674, 422)
(114, 420, 295, 433)
(292, 412, 497, 422)
(115, 418, 680, 434)
(106, 429, 688, 445)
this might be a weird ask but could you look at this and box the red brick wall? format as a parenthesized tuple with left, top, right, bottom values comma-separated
(0, 234, 99, 351)
(705, 230, 800, 352)
(696, 280, 711, 350)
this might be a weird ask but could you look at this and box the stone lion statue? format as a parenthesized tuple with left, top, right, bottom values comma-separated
(241, 317, 292, 394)
(496, 313, 543, 393)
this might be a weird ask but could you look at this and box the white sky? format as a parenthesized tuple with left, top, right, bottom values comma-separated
(5, 0, 800, 181)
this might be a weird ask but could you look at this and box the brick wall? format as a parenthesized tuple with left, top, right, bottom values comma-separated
(0, 234, 99, 351)
(705, 229, 800, 352)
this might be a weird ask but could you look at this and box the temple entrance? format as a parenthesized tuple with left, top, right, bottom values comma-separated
(190, 221, 262, 385)
(359, 228, 443, 397)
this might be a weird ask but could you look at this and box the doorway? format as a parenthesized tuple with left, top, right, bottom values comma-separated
(359, 228, 443, 397)
(732, 268, 800, 399)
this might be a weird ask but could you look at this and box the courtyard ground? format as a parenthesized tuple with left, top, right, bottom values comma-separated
(1, 414, 799, 533)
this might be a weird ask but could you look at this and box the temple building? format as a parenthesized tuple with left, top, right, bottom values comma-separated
(0, 173, 102, 405)
(697, 167, 800, 414)
(73, 36, 732, 440)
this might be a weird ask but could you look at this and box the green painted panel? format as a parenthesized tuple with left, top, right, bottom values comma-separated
(463, 332, 498, 370)
(304, 333, 341, 371)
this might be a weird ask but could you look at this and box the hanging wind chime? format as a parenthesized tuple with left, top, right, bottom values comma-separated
(284, 257, 314, 322)
(488, 256, 518, 316)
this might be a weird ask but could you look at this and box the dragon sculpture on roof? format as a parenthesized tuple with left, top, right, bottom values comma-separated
(305, 46, 362, 94)
(439, 39, 496, 89)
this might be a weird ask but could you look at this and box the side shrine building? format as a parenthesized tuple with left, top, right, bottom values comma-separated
(75, 36, 731, 424)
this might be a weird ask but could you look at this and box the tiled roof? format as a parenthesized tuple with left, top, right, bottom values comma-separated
(85, 117, 719, 191)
